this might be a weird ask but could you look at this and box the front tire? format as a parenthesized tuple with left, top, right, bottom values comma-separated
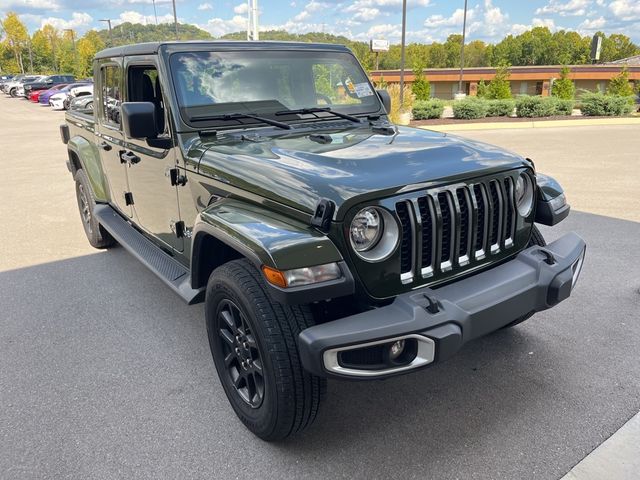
(10, 88, 18, 98)
(74, 169, 115, 249)
(205, 259, 325, 441)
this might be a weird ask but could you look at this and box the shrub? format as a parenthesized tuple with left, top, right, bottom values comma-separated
(485, 64, 512, 100)
(516, 96, 557, 117)
(476, 80, 488, 98)
(607, 67, 635, 99)
(412, 99, 445, 120)
(486, 99, 515, 117)
(553, 98, 574, 116)
(552, 66, 575, 100)
(579, 92, 634, 116)
(385, 83, 415, 123)
(412, 78, 431, 101)
(452, 98, 488, 119)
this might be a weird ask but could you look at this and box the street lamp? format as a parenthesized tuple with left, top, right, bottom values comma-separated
(457, 0, 468, 96)
(399, 0, 407, 106)
(172, 0, 179, 39)
(100, 19, 113, 46)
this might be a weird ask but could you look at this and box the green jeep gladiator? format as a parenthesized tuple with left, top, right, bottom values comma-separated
(61, 41, 586, 441)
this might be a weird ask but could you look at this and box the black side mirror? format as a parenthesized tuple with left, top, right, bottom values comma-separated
(377, 89, 391, 114)
(121, 102, 158, 139)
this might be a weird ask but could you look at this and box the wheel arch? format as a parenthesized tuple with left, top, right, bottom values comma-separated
(67, 135, 110, 203)
(190, 199, 351, 303)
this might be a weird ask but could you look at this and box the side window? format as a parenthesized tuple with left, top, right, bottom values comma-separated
(127, 65, 166, 134)
(101, 65, 122, 127)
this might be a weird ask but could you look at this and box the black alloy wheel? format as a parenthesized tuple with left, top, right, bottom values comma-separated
(216, 299, 265, 408)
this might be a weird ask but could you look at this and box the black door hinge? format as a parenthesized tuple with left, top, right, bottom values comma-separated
(169, 168, 188, 187)
(124, 192, 134, 205)
(174, 221, 185, 238)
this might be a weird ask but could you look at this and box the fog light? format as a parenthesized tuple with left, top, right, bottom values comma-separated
(389, 340, 405, 360)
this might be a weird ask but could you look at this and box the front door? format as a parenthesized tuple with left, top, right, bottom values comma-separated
(96, 59, 131, 217)
(121, 58, 183, 252)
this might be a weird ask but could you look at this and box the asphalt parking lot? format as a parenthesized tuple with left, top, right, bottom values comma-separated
(1, 96, 639, 480)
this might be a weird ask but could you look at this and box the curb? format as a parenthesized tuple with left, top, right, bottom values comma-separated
(417, 117, 640, 132)
(561, 412, 640, 480)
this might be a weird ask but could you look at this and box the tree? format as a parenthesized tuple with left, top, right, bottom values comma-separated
(411, 60, 430, 100)
(552, 66, 575, 99)
(0, 12, 28, 73)
(607, 66, 635, 98)
(76, 30, 104, 78)
(486, 63, 512, 99)
(599, 33, 640, 62)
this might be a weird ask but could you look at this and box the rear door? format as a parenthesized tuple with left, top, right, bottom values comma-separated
(95, 58, 132, 217)
(121, 56, 183, 252)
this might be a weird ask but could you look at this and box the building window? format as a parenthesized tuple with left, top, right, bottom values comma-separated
(520, 81, 528, 95)
(535, 82, 543, 95)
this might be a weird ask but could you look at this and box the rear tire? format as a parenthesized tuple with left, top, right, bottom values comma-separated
(205, 259, 325, 441)
(501, 226, 546, 329)
(10, 88, 18, 98)
(74, 169, 115, 249)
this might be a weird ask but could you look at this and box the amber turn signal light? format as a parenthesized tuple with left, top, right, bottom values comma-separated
(261, 266, 288, 288)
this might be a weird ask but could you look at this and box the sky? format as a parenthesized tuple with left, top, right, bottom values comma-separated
(1, 0, 639, 43)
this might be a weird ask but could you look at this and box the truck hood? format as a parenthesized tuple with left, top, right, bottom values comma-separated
(196, 125, 529, 219)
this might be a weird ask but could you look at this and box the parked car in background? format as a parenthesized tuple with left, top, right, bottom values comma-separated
(69, 95, 93, 112)
(22, 74, 75, 99)
(0, 74, 15, 83)
(63, 83, 93, 110)
(30, 83, 68, 103)
(0, 74, 23, 92)
(39, 82, 89, 106)
(6, 75, 45, 97)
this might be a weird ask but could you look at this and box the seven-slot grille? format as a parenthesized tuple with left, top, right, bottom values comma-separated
(396, 175, 518, 283)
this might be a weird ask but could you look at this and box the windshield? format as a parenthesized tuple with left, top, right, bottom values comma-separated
(169, 49, 381, 128)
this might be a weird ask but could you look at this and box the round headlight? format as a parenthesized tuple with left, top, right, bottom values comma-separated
(515, 172, 534, 217)
(350, 207, 383, 252)
(349, 207, 400, 262)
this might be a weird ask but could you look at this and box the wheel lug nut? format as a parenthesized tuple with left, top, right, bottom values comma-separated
(243, 342, 248, 349)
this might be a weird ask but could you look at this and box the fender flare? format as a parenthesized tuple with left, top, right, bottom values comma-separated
(190, 199, 354, 303)
(535, 173, 570, 226)
(68, 135, 110, 203)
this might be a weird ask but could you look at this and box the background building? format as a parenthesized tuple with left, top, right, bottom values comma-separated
(370, 63, 640, 100)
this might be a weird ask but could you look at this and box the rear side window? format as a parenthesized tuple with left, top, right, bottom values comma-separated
(101, 65, 122, 127)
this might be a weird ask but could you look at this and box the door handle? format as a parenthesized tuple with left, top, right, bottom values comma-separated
(99, 141, 112, 151)
(119, 150, 141, 166)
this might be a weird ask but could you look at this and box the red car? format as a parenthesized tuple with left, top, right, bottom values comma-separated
(29, 90, 42, 102)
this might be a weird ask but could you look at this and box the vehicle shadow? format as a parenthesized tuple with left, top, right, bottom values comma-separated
(1, 210, 639, 479)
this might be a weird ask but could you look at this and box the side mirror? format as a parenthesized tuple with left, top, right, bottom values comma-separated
(377, 89, 391, 114)
(121, 102, 158, 139)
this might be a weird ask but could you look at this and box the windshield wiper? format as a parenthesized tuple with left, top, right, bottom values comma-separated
(274, 107, 361, 123)
(189, 112, 291, 130)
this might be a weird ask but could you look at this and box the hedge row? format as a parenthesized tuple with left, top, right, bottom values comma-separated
(515, 96, 574, 117)
(412, 99, 445, 120)
(452, 98, 516, 119)
(578, 92, 634, 116)
(451, 96, 575, 119)
(411, 94, 634, 121)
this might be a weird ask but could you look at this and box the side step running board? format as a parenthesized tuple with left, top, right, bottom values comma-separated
(94, 204, 204, 305)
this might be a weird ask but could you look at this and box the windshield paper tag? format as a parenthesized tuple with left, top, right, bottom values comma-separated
(354, 82, 373, 98)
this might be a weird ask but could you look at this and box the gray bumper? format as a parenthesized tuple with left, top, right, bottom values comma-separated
(298, 232, 586, 379)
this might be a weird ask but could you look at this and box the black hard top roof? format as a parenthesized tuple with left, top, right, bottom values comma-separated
(94, 40, 350, 59)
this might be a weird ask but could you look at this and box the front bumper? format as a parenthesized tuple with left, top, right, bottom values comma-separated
(298, 232, 586, 379)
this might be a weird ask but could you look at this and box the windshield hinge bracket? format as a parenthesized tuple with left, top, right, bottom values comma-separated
(310, 198, 335, 233)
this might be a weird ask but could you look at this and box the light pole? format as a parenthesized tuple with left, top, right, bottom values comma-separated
(100, 19, 113, 46)
(152, 0, 159, 25)
(457, 0, 468, 95)
(399, 0, 407, 106)
(172, 0, 179, 39)
(64, 29, 76, 53)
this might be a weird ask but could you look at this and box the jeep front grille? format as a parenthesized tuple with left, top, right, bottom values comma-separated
(396, 176, 518, 284)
